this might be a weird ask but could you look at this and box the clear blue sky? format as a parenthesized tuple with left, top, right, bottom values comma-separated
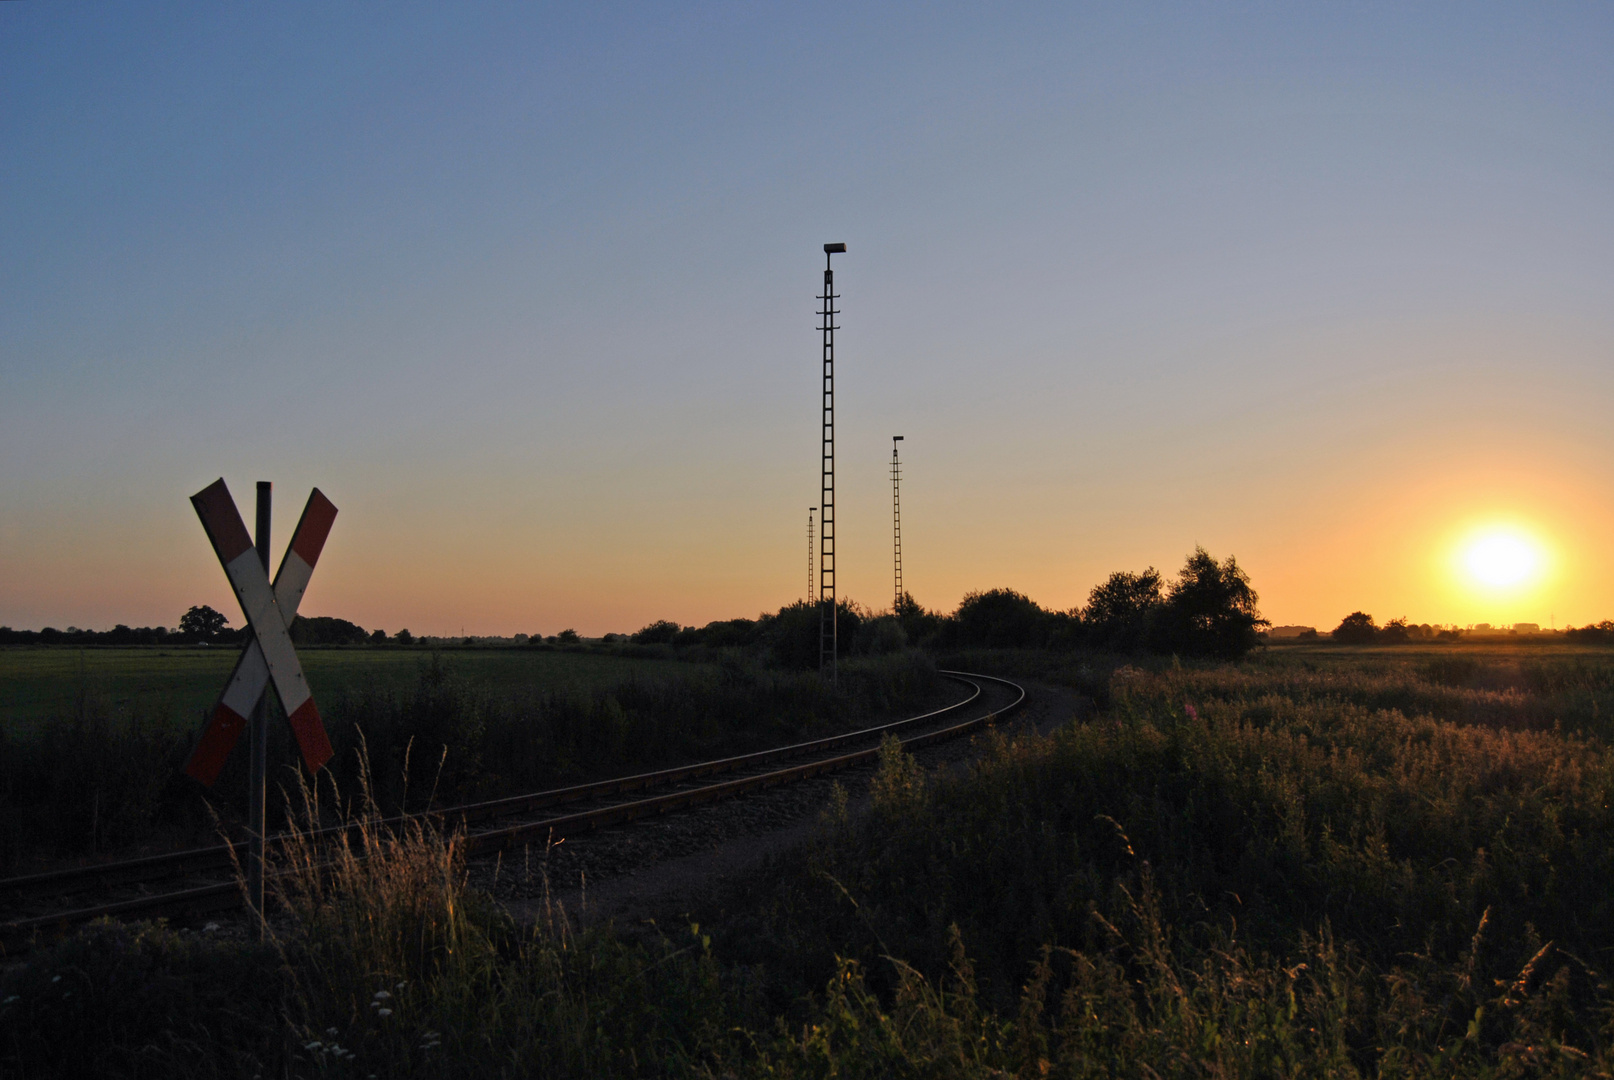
(3, 3, 1612, 635)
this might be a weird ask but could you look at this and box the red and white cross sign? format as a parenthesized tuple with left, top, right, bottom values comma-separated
(184, 479, 337, 785)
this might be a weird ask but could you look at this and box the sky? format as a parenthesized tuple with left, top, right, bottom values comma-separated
(3, 3, 1612, 637)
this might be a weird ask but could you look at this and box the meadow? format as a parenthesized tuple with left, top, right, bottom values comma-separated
(6, 641, 1614, 1077)
(0, 644, 939, 869)
(0, 644, 701, 738)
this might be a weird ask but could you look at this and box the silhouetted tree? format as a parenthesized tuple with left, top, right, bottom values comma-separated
(952, 589, 1049, 648)
(631, 620, 680, 645)
(758, 599, 865, 668)
(893, 591, 946, 646)
(179, 605, 229, 643)
(1082, 568, 1165, 652)
(701, 618, 761, 647)
(289, 616, 367, 646)
(1379, 617, 1410, 645)
(1155, 548, 1268, 659)
(1331, 612, 1379, 644)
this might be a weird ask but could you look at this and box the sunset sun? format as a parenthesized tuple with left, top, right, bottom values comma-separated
(1459, 527, 1546, 592)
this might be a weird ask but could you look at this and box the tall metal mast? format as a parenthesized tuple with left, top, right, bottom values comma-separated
(807, 507, 817, 601)
(891, 436, 904, 614)
(819, 243, 844, 683)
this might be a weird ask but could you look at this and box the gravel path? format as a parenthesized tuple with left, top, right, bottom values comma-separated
(488, 678, 1087, 930)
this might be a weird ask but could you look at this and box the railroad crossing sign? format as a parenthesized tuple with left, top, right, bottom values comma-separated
(184, 478, 337, 785)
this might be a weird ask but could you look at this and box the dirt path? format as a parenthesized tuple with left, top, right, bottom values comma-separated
(490, 678, 1087, 930)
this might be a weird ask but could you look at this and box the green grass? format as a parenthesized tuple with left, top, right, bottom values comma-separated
(0, 645, 703, 737)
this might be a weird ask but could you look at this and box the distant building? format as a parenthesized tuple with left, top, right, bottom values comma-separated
(1513, 623, 1541, 634)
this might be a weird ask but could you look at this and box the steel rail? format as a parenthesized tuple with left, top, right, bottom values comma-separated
(2, 676, 982, 903)
(0, 671, 1024, 953)
(462, 671, 1024, 856)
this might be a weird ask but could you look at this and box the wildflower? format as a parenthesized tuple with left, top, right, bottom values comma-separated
(50, 976, 61, 984)
(326, 1027, 339, 1036)
(203, 922, 221, 933)
(395, 981, 406, 991)
(304, 1041, 323, 1051)
(372, 989, 392, 1000)
(2, 996, 18, 1005)
(377, 1008, 393, 1018)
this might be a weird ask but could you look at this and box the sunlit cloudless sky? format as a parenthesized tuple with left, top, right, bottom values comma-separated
(3, 3, 1612, 635)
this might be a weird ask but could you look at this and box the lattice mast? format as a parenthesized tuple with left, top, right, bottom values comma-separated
(891, 436, 904, 613)
(807, 507, 817, 601)
(819, 243, 845, 683)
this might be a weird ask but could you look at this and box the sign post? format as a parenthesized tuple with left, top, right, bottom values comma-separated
(247, 481, 270, 916)
(183, 478, 338, 926)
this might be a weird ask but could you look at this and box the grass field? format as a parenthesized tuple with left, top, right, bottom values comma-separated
(0, 645, 702, 737)
(0, 645, 937, 867)
(8, 641, 1614, 1076)
(942, 639, 1614, 743)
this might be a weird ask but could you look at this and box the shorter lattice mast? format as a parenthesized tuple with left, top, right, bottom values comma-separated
(892, 436, 904, 613)
(807, 507, 817, 601)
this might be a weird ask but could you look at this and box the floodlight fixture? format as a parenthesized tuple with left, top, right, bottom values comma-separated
(824, 242, 846, 254)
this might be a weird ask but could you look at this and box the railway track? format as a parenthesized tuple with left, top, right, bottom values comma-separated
(0, 670, 1024, 954)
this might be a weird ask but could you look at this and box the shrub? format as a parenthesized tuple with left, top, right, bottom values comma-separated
(633, 620, 681, 645)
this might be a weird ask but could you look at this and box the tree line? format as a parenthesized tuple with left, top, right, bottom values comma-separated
(1328, 613, 1614, 644)
(0, 548, 1269, 660)
(633, 546, 1269, 662)
(0, 608, 387, 647)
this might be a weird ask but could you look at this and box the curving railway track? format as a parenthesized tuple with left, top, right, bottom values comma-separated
(0, 670, 1024, 954)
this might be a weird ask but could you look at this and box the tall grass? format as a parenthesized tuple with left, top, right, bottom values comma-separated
(261, 764, 750, 1078)
(10, 651, 1614, 1076)
(2, 757, 753, 1078)
(717, 662, 1614, 1075)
